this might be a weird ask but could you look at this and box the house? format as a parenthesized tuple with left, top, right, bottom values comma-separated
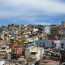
(32, 28, 38, 32)
(36, 39, 65, 49)
(48, 35, 58, 40)
(61, 21, 65, 28)
(25, 46, 44, 61)
(42, 25, 50, 34)
(27, 36, 39, 42)
(0, 48, 11, 60)
(50, 26, 62, 36)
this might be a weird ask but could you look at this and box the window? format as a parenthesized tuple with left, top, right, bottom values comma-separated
(52, 42, 54, 46)
(43, 42, 45, 47)
(2, 47, 6, 49)
(61, 43, 64, 48)
(40, 42, 41, 46)
(31, 52, 36, 54)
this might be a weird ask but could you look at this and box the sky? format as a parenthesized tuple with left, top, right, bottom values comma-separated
(0, 0, 65, 25)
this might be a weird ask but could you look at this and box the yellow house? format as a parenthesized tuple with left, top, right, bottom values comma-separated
(9, 38, 26, 46)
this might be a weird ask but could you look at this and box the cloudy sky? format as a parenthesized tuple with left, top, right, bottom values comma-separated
(0, 0, 65, 25)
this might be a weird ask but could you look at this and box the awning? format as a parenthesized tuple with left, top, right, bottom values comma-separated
(30, 49, 37, 53)
(49, 51, 54, 53)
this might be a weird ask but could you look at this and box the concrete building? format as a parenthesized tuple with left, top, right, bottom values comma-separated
(25, 46, 44, 61)
(36, 39, 65, 49)
(0, 48, 11, 60)
(42, 25, 50, 34)
(62, 21, 65, 28)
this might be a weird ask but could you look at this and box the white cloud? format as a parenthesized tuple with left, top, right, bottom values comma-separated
(0, 0, 65, 24)
(0, 0, 65, 14)
(30, 21, 51, 25)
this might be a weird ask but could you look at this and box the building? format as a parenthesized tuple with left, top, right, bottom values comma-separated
(50, 25, 59, 28)
(48, 35, 58, 40)
(62, 21, 65, 28)
(36, 39, 53, 48)
(42, 25, 50, 34)
(36, 39, 65, 49)
(50, 26, 62, 39)
(0, 48, 11, 60)
(61, 28, 65, 34)
(31, 28, 38, 32)
(27, 37, 39, 42)
(25, 46, 44, 61)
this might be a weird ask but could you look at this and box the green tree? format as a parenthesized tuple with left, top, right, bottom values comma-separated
(4, 33, 7, 37)
(35, 61, 40, 65)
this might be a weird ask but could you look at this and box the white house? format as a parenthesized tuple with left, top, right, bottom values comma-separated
(32, 28, 38, 32)
(36, 39, 65, 49)
(27, 38, 34, 42)
(25, 46, 44, 61)
(42, 25, 50, 34)
(36, 40, 53, 48)
(27, 37, 39, 42)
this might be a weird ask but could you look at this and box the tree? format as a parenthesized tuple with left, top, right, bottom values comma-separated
(4, 33, 7, 37)
(0, 37, 2, 40)
(35, 61, 40, 65)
